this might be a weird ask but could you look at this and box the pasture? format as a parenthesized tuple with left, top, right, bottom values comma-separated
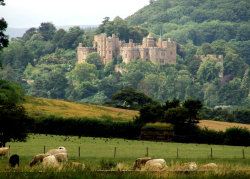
(23, 96, 137, 121)
(1, 134, 250, 170)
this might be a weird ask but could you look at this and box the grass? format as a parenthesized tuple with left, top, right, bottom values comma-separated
(23, 96, 138, 121)
(0, 134, 249, 178)
(198, 120, 250, 131)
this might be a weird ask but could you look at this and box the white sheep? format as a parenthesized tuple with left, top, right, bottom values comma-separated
(200, 163, 218, 170)
(181, 162, 197, 170)
(47, 146, 67, 155)
(54, 153, 68, 163)
(0, 147, 10, 158)
(42, 155, 60, 168)
(144, 159, 167, 171)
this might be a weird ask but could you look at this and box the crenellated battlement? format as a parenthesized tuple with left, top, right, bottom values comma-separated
(77, 33, 177, 65)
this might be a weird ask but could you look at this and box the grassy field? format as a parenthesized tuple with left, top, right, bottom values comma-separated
(23, 96, 138, 121)
(23, 97, 250, 132)
(0, 134, 249, 178)
(198, 120, 250, 131)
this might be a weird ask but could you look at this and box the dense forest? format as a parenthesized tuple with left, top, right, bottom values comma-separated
(0, 0, 249, 116)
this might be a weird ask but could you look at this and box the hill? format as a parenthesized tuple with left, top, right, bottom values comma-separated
(126, 0, 250, 66)
(126, 0, 249, 45)
(23, 96, 137, 122)
(23, 97, 250, 131)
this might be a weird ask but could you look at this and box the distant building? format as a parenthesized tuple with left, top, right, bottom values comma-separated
(77, 33, 177, 65)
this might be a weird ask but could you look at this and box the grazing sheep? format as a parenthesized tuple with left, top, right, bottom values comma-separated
(133, 157, 152, 170)
(47, 146, 67, 155)
(42, 155, 59, 168)
(54, 153, 68, 163)
(30, 154, 50, 167)
(9, 154, 19, 168)
(144, 159, 167, 171)
(200, 163, 218, 170)
(0, 147, 10, 158)
(181, 162, 197, 170)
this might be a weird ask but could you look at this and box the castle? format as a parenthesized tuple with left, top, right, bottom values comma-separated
(77, 33, 177, 65)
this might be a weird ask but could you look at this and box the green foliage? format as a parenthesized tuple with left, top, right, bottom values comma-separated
(38, 22, 56, 41)
(0, 0, 8, 57)
(96, 17, 148, 43)
(0, 80, 24, 105)
(111, 88, 155, 109)
(86, 52, 104, 70)
(0, 104, 33, 147)
(197, 56, 222, 83)
(72, 62, 97, 82)
(224, 127, 250, 146)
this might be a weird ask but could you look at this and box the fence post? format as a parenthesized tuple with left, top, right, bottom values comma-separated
(44, 145, 45, 154)
(243, 149, 245, 159)
(8, 145, 10, 157)
(114, 147, 117, 158)
(177, 148, 179, 159)
(211, 148, 213, 159)
(146, 147, 149, 157)
(78, 146, 80, 158)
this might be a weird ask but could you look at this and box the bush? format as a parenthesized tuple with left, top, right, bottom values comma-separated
(33, 116, 142, 139)
(224, 127, 250, 146)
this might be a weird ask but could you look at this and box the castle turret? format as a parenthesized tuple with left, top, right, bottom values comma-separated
(146, 33, 154, 47)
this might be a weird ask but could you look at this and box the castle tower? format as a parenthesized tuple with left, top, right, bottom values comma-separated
(146, 33, 155, 47)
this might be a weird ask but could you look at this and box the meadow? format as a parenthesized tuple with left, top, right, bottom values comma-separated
(23, 96, 137, 121)
(1, 135, 249, 172)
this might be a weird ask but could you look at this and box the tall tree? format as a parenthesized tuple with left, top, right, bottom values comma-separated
(0, 0, 9, 67)
(38, 22, 56, 41)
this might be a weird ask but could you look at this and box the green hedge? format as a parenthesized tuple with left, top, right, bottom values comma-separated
(33, 116, 142, 139)
(30, 116, 250, 146)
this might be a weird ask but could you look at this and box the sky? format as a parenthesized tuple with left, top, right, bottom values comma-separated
(1, 0, 149, 28)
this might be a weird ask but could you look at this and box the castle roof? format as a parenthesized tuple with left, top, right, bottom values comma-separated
(147, 33, 153, 39)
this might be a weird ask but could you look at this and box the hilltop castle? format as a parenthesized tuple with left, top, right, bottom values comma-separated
(77, 33, 177, 65)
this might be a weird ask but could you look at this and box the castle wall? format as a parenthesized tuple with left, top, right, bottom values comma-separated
(77, 33, 177, 66)
(77, 43, 97, 63)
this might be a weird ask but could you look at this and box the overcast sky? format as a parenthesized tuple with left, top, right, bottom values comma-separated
(1, 0, 149, 28)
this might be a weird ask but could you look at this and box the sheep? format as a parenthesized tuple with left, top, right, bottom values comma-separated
(42, 155, 59, 168)
(133, 157, 152, 170)
(9, 154, 19, 168)
(30, 154, 50, 167)
(200, 163, 218, 170)
(181, 162, 197, 170)
(54, 153, 68, 163)
(144, 159, 167, 171)
(47, 146, 67, 155)
(0, 147, 10, 158)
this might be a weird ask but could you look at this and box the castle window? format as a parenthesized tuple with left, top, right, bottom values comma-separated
(170, 51, 173, 55)
(125, 54, 127, 58)
(109, 51, 111, 54)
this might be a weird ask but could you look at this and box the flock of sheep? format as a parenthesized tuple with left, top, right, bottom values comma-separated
(0, 146, 84, 169)
(1, 146, 217, 171)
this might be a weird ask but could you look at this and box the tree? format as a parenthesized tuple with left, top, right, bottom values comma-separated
(45, 69, 68, 99)
(38, 22, 56, 41)
(72, 62, 97, 82)
(0, 104, 33, 147)
(0, 0, 9, 66)
(86, 52, 104, 70)
(183, 99, 203, 123)
(197, 56, 222, 83)
(111, 88, 155, 109)
(0, 80, 24, 105)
